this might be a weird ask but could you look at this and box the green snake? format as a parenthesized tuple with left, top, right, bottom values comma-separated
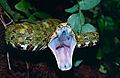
(5, 19, 99, 71)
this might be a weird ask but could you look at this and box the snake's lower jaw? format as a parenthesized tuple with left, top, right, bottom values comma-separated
(48, 37, 76, 71)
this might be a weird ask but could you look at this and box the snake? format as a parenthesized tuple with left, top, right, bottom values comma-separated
(5, 19, 99, 71)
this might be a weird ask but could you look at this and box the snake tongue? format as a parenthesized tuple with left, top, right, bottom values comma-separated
(48, 37, 76, 71)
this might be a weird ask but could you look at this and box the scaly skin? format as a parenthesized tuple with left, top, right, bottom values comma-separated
(5, 19, 99, 71)
(5, 19, 62, 51)
(76, 32, 99, 48)
(5, 19, 99, 51)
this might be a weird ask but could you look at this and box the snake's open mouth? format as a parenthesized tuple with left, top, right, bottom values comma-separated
(48, 25, 76, 71)
(55, 43, 75, 71)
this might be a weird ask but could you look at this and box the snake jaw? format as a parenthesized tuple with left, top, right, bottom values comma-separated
(48, 25, 76, 71)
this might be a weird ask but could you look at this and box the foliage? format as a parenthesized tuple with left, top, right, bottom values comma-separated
(98, 16, 116, 31)
(66, 0, 120, 74)
(65, 4, 79, 13)
(96, 0, 120, 75)
(99, 65, 109, 74)
(0, 0, 101, 33)
(0, 0, 22, 21)
(15, 0, 51, 20)
(15, 0, 32, 16)
(81, 24, 96, 33)
(65, 0, 101, 33)
(65, 0, 101, 71)
(0, 0, 120, 76)
(74, 60, 83, 67)
(67, 13, 85, 33)
(79, 0, 101, 10)
(0, 0, 52, 23)
(65, 0, 101, 13)
(27, 12, 52, 23)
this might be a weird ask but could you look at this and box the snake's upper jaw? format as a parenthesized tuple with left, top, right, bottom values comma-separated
(48, 25, 76, 71)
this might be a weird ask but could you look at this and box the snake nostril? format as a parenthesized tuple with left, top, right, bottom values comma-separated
(64, 65, 67, 68)
(63, 31, 65, 33)
(63, 64, 71, 69)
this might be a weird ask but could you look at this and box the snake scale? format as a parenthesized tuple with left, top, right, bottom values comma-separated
(5, 19, 99, 71)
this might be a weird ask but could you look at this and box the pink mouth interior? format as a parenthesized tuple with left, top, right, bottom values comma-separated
(55, 44, 72, 71)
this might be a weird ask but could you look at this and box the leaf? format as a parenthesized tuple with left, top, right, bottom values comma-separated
(74, 60, 83, 67)
(67, 13, 85, 33)
(33, 12, 52, 19)
(98, 16, 115, 31)
(81, 23, 96, 33)
(0, 0, 12, 13)
(79, 0, 101, 10)
(65, 4, 79, 13)
(15, 0, 31, 16)
(26, 11, 52, 23)
(99, 65, 108, 74)
(0, 0, 21, 21)
(27, 14, 36, 23)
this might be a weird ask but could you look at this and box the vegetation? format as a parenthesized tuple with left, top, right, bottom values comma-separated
(0, 0, 120, 78)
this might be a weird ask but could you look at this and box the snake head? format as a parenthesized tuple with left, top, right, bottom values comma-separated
(48, 23, 77, 71)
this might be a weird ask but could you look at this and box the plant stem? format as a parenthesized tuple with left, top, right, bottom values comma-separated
(7, 52, 11, 70)
(0, 10, 14, 29)
(26, 61, 30, 78)
(77, 0, 83, 33)
(4, 11, 14, 25)
(0, 15, 7, 29)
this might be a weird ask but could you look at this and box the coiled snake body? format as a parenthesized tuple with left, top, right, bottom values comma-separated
(5, 19, 99, 71)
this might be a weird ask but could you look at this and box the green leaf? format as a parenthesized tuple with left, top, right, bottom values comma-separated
(0, 0, 21, 21)
(74, 60, 83, 67)
(65, 4, 78, 13)
(26, 11, 52, 23)
(99, 65, 108, 74)
(0, 0, 12, 14)
(98, 16, 115, 31)
(79, 0, 101, 10)
(15, 0, 31, 16)
(98, 18, 105, 30)
(81, 23, 96, 33)
(33, 12, 52, 19)
(27, 14, 36, 23)
(67, 13, 85, 33)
